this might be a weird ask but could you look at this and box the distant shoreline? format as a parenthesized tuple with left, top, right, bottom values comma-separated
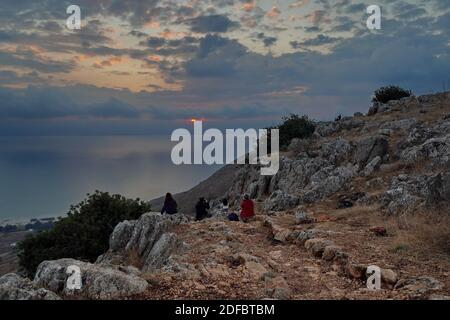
(0, 216, 58, 233)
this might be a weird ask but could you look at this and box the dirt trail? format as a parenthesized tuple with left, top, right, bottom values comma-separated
(132, 201, 449, 300)
(135, 216, 392, 299)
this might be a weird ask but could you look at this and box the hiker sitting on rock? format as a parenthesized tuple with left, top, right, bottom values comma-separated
(195, 197, 210, 221)
(221, 198, 229, 215)
(223, 198, 239, 221)
(240, 194, 255, 222)
(161, 192, 178, 215)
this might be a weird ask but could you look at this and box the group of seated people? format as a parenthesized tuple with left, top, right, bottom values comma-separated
(160, 193, 255, 222)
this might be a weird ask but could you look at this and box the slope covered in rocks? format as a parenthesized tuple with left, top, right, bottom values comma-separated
(1, 91, 449, 300)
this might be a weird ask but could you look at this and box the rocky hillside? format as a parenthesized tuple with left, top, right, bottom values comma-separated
(1, 91, 449, 300)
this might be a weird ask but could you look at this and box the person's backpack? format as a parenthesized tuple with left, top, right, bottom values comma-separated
(227, 212, 239, 222)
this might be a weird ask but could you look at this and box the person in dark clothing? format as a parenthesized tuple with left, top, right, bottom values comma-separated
(227, 212, 240, 222)
(161, 193, 178, 215)
(195, 197, 210, 221)
(221, 198, 229, 215)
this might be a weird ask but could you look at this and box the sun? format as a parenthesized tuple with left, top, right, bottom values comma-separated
(188, 117, 206, 123)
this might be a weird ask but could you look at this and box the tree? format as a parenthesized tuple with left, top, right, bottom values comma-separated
(372, 85, 412, 104)
(17, 191, 151, 277)
(275, 114, 316, 149)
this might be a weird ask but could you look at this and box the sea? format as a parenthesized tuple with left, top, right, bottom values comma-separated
(0, 135, 221, 224)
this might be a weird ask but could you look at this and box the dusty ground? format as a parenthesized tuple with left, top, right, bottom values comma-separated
(134, 199, 449, 300)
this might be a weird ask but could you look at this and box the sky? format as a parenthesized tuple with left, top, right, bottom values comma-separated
(0, 0, 449, 136)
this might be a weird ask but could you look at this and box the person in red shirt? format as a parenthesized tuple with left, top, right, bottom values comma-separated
(240, 194, 255, 222)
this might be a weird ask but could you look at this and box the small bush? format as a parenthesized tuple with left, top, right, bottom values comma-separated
(17, 191, 151, 277)
(269, 114, 315, 149)
(372, 85, 412, 104)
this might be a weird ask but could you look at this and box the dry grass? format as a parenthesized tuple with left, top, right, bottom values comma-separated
(127, 248, 144, 269)
(364, 161, 431, 183)
(384, 211, 450, 259)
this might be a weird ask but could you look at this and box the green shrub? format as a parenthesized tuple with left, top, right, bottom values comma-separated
(274, 114, 316, 149)
(17, 191, 151, 277)
(372, 85, 412, 104)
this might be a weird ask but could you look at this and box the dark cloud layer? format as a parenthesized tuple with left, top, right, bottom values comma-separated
(0, 0, 449, 135)
(0, 87, 139, 120)
(186, 15, 239, 33)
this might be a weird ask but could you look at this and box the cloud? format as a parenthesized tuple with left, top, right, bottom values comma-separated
(0, 70, 44, 85)
(289, 41, 302, 49)
(99, 0, 162, 27)
(140, 35, 200, 57)
(289, 0, 309, 9)
(89, 98, 140, 118)
(92, 56, 122, 69)
(0, 0, 449, 135)
(0, 46, 76, 73)
(145, 36, 167, 48)
(37, 21, 63, 33)
(300, 34, 341, 46)
(196, 34, 245, 58)
(266, 7, 281, 19)
(241, 0, 257, 12)
(256, 33, 278, 47)
(147, 103, 284, 121)
(185, 34, 246, 77)
(176, 14, 450, 120)
(186, 15, 239, 33)
(305, 10, 329, 25)
(0, 19, 113, 56)
(432, 0, 450, 10)
(0, 86, 140, 120)
(345, 3, 366, 13)
(0, 83, 283, 124)
(185, 59, 235, 78)
(129, 30, 148, 38)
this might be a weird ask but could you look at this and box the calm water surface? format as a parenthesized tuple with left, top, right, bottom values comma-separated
(0, 136, 220, 222)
